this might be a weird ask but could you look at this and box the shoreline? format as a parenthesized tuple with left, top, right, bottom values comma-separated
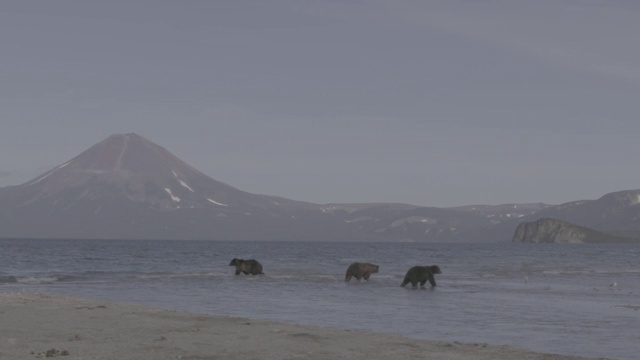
(0, 291, 609, 360)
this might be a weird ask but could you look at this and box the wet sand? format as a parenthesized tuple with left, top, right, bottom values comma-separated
(0, 292, 609, 360)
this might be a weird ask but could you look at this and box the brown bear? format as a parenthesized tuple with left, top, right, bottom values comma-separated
(229, 258, 264, 275)
(345, 262, 379, 282)
(400, 265, 441, 288)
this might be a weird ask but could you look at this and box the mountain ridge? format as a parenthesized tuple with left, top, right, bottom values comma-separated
(1, 133, 639, 242)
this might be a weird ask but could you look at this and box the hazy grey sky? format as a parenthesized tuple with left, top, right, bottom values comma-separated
(2, 0, 639, 207)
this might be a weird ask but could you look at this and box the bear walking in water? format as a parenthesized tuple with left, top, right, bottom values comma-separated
(229, 258, 263, 275)
(345, 262, 379, 282)
(401, 265, 441, 288)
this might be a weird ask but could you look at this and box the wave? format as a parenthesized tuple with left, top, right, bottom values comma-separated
(121, 272, 398, 283)
(1, 271, 232, 285)
(5, 267, 635, 287)
(0, 272, 122, 285)
(541, 268, 640, 276)
(1, 275, 61, 285)
(474, 266, 640, 278)
(133, 272, 228, 281)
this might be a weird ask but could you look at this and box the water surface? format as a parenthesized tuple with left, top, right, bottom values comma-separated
(1, 239, 638, 359)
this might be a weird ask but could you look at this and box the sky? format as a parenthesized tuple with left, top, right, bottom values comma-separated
(1, 0, 639, 207)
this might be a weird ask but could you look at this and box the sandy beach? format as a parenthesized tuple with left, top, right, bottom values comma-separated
(0, 292, 610, 360)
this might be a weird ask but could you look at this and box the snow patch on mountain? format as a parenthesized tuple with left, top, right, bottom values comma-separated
(207, 198, 228, 206)
(29, 171, 54, 186)
(391, 216, 437, 227)
(29, 161, 73, 186)
(164, 188, 180, 202)
(172, 170, 195, 192)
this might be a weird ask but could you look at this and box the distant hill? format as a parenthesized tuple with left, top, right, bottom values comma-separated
(0, 133, 639, 242)
(512, 218, 639, 243)
(516, 190, 640, 239)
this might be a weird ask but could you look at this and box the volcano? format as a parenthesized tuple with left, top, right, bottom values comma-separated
(0, 133, 330, 240)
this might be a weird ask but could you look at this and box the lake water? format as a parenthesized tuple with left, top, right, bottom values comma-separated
(1, 239, 638, 359)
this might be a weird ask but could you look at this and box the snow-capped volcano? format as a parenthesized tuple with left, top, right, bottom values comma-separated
(0, 133, 317, 240)
(21, 133, 287, 211)
(20, 133, 315, 213)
